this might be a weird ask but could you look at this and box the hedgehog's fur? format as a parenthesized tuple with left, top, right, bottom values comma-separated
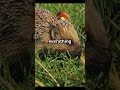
(35, 8, 81, 57)
(0, 0, 34, 83)
(0, 0, 34, 57)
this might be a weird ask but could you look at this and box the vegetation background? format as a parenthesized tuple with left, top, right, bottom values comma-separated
(85, 0, 120, 90)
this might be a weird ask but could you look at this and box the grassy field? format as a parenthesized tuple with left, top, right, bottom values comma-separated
(35, 3, 85, 87)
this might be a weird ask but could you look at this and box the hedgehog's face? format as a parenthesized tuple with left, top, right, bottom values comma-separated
(51, 20, 80, 45)
(49, 19, 81, 57)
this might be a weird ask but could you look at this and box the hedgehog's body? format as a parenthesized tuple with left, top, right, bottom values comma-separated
(35, 8, 81, 56)
(0, 0, 34, 84)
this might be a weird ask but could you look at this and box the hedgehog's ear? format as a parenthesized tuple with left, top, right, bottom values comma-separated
(50, 27, 60, 39)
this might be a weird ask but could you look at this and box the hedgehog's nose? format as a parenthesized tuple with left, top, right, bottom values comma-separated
(70, 51, 81, 58)
(76, 50, 82, 57)
(71, 47, 81, 58)
(76, 45, 82, 57)
(76, 51, 81, 55)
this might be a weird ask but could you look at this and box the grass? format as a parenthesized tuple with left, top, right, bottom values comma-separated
(35, 3, 85, 87)
(0, 51, 35, 90)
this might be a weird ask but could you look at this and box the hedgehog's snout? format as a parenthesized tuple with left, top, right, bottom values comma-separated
(69, 47, 81, 58)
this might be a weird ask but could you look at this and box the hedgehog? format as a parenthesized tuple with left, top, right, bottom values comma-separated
(35, 8, 81, 57)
